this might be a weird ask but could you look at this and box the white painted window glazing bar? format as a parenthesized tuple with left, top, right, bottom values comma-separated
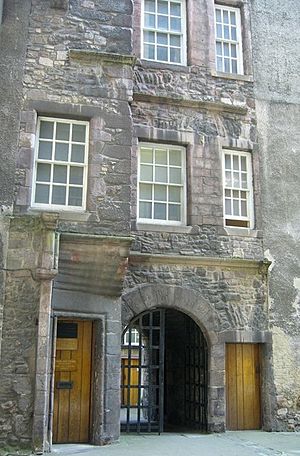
(142, 0, 186, 65)
(214, 4, 243, 74)
(32, 117, 89, 211)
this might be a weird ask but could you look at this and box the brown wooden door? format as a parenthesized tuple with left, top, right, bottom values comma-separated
(53, 320, 92, 443)
(121, 358, 139, 406)
(226, 343, 261, 430)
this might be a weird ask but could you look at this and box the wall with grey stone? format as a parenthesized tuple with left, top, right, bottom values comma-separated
(0, 217, 44, 452)
(251, 0, 300, 431)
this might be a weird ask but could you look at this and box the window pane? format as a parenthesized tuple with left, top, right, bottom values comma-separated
(158, 0, 168, 14)
(241, 200, 247, 217)
(38, 141, 52, 160)
(170, 34, 180, 46)
(170, 17, 181, 32)
(217, 57, 223, 71)
(233, 155, 239, 170)
(52, 186, 66, 205)
(154, 203, 166, 220)
(157, 46, 168, 61)
(225, 154, 231, 169)
(223, 10, 229, 24)
(69, 187, 83, 206)
(70, 167, 83, 185)
(169, 167, 181, 184)
(169, 186, 181, 202)
(225, 189, 231, 197)
(241, 191, 247, 199)
(232, 60, 238, 73)
(141, 148, 153, 163)
(225, 171, 232, 187)
(241, 156, 247, 171)
(144, 44, 155, 60)
(169, 204, 180, 221)
(158, 15, 168, 29)
(141, 165, 153, 181)
(145, 0, 155, 12)
(216, 24, 222, 39)
(35, 184, 49, 204)
(154, 185, 167, 201)
(72, 124, 86, 142)
(71, 145, 85, 163)
(170, 2, 181, 16)
(216, 41, 222, 56)
(53, 165, 67, 183)
(144, 31, 155, 43)
(231, 44, 237, 58)
(55, 142, 69, 161)
(140, 184, 152, 200)
(233, 190, 239, 198)
(170, 47, 181, 63)
(231, 26, 237, 41)
(37, 163, 51, 182)
(225, 198, 231, 215)
(139, 202, 152, 218)
(155, 166, 167, 182)
(56, 122, 70, 141)
(155, 149, 167, 164)
(233, 199, 239, 216)
(215, 9, 222, 22)
(230, 11, 236, 25)
(40, 121, 53, 139)
(224, 42, 230, 57)
(224, 58, 230, 72)
(241, 174, 248, 189)
(145, 13, 155, 28)
(157, 32, 168, 45)
(224, 25, 230, 39)
(169, 149, 182, 166)
(233, 172, 240, 187)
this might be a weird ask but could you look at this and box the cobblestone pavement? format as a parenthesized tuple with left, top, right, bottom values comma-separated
(53, 431, 300, 456)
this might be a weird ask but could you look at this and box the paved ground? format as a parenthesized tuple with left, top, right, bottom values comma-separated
(53, 431, 300, 456)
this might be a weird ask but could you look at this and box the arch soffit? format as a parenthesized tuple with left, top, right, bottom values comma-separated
(121, 284, 220, 346)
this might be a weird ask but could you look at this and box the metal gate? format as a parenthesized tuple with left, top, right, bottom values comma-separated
(121, 308, 208, 433)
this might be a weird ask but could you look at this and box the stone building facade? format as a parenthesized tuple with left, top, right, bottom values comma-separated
(0, 0, 299, 454)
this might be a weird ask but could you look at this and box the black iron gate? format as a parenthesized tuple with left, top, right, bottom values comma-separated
(121, 308, 208, 434)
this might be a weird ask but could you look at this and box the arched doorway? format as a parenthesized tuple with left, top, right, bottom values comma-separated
(121, 308, 208, 433)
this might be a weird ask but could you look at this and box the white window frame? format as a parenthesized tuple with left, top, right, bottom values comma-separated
(214, 4, 244, 75)
(222, 149, 254, 229)
(137, 142, 187, 226)
(141, 0, 187, 66)
(31, 117, 89, 212)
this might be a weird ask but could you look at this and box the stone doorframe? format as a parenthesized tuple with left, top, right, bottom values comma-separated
(121, 284, 273, 433)
(49, 311, 106, 446)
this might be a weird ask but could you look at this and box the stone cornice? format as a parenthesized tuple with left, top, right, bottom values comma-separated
(133, 92, 248, 115)
(129, 252, 271, 272)
(69, 49, 136, 66)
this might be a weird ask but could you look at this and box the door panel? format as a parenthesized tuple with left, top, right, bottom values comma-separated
(53, 320, 92, 443)
(226, 343, 261, 430)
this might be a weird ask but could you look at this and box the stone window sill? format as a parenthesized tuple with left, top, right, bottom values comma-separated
(211, 70, 253, 82)
(136, 59, 190, 73)
(224, 226, 261, 238)
(135, 223, 192, 234)
(29, 207, 90, 222)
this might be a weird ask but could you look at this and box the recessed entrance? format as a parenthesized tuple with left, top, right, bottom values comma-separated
(53, 319, 93, 443)
(121, 308, 208, 433)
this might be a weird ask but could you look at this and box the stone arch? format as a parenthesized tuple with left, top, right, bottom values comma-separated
(121, 284, 226, 432)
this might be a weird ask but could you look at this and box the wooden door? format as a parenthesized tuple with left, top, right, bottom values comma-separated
(226, 344, 261, 430)
(121, 358, 139, 406)
(53, 320, 92, 443)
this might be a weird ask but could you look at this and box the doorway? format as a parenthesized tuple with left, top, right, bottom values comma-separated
(121, 308, 208, 433)
(226, 343, 261, 430)
(53, 319, 93, 443)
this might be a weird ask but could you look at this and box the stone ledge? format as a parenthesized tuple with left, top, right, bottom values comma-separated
(133, 92, 248, 115)
(129, 252, 271, 271)
(60, 232, 133, 247)
(69, 49, 136, 66)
